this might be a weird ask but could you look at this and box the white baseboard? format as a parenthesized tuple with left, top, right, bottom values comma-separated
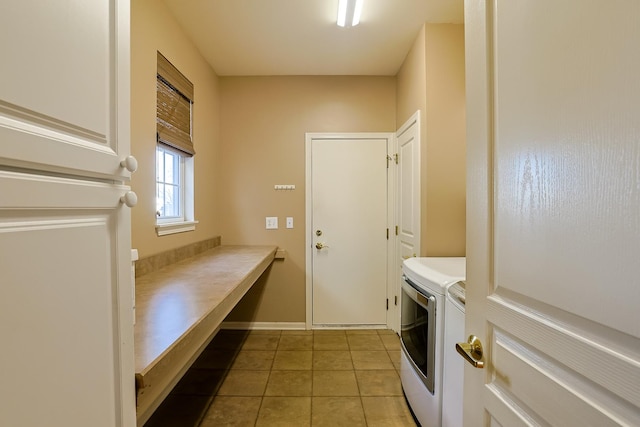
(221, 321, 307, 331)
(311, 324, 387, 330)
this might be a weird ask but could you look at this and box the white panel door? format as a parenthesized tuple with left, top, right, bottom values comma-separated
(0, 1, 135, 426)
(397, 112, 420, 263)
(464, 0, 640, 425)
(0, 0, 131, 180)
(309, 135, 389, 326)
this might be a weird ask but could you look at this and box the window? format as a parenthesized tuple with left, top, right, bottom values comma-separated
(156, 52, 197, 235)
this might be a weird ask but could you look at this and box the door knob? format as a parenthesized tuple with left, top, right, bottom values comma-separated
(120, 191, 138, 208)
(315, 242, 329, 250)
(120, 155, 138, 173)
(456, 335, 485, 368)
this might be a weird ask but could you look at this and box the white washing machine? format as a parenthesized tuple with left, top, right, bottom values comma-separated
(400, 257, 465, 427)
(443, 280, 466, 427)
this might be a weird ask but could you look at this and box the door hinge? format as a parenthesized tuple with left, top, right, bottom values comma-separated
(394, 153, 398, 164)
(386, 154, 392, 168)
(394, 295, 398, 306)
(386, 228, 389, 240)
(395, 225, 398, 236)
(386, 298, 389, 310)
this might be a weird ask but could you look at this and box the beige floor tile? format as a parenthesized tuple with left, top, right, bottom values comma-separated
(256, 396, 311, 426)
(265, 370, 312, 396)
(230, 350, 275, 370)
(282, 329, 313, 336)
(241, 334, 280, 350)
(345, 329, 379, 335)
(312, 397, 366, 427)
(313, 329, 346, 336)
(314, 334, 349, 350)
(278, 334, 314, 350)
(348, 334, 385, 350)
(312, 350, 354, 370)
(388, 350, 402, 371)
(218, 370, 270, 396)
(312, 370, 359, 396)
(200, 396, 262, 427)
(376, 329, 397, 336)
(355, 370, 403, 396)
(351, 350, 394, 370)
(272, 350, 313, 370)
(380, 334, 401, 351)
(361, 396, 418, 426)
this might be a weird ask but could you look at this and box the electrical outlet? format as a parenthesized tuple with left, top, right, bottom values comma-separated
(265, 217, 278, 229)
(286, 217, 294, 229)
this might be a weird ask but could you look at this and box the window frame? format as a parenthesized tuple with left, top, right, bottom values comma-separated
(155, 52, 197, 236)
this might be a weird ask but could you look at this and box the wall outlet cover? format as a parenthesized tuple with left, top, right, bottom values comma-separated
(266, 216, 278, 229)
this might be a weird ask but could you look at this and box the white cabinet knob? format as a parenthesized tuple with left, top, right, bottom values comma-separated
(120, 155, 138, 173)
(120, 191, 138, 208)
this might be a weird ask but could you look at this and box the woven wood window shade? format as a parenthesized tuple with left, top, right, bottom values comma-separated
(157, 52, 195, 156)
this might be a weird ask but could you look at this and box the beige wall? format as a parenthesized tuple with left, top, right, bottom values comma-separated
(396, 24, 466, 257)
(424, 24, 466, 256)
(131, 8, 464, 323)
(130, 0, 222, 257)
(219, 76, 396, 323)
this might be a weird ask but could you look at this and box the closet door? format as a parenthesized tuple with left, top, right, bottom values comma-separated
(0, 1, 135, 426)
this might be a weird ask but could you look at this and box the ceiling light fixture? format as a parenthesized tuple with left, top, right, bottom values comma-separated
(337, 0, 363, 27)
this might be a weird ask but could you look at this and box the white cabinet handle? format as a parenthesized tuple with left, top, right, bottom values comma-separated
(120, 191, 138, 208)
(120, 155, 138, 173)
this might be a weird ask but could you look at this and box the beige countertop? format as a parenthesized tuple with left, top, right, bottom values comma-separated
(134, 244, 277, 424)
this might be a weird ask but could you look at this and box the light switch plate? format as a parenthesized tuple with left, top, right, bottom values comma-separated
(266, 217, 278, 229)
(286, 217, 294, 229)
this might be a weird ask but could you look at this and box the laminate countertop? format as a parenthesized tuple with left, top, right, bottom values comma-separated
(133, 244, 277, 424)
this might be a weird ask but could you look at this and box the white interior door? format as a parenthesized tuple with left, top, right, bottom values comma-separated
(464, 0, 640, 425)
(307, 134, 390, 327)
(397, 111, 420, 264)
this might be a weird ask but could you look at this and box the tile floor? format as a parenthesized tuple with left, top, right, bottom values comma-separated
(144, 329, 418, 427)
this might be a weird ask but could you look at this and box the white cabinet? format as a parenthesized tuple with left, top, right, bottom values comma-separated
(0, 1, 135, 426)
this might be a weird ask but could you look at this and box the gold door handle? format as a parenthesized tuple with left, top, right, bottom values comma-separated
(315, 242, 329, 250)
(402, 254, 417, 260)
(456, 335, 485, 368)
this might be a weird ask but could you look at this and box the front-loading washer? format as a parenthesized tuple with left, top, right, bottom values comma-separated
(400, 257, 465, 427)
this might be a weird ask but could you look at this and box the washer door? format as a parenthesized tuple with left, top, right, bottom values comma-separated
(400, 276, 436, 394)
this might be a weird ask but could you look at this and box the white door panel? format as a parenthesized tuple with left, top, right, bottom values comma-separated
(464, 0, 640, 425)
(0, 172, 135, 427)
(308, 135, 390, 326)
(0, 0, 131, 180)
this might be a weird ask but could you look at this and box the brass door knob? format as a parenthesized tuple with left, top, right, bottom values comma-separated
(456, 335, 485, 368)
(315, 242, 329, 250)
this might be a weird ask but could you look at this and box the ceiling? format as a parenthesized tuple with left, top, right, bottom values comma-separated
(162, 0, 464, 76)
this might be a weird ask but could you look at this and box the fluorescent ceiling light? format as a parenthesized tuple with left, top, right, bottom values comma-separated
(337, 0, 363, 27)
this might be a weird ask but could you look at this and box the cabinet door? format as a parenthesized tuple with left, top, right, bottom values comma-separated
(0, 0, 130, 180)
(0, 170, 135, 427)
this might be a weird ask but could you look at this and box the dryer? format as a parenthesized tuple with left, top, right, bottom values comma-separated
(443, 280, 466, 427)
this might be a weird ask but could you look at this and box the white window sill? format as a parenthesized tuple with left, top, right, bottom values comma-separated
(156, 220, 199, 236)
